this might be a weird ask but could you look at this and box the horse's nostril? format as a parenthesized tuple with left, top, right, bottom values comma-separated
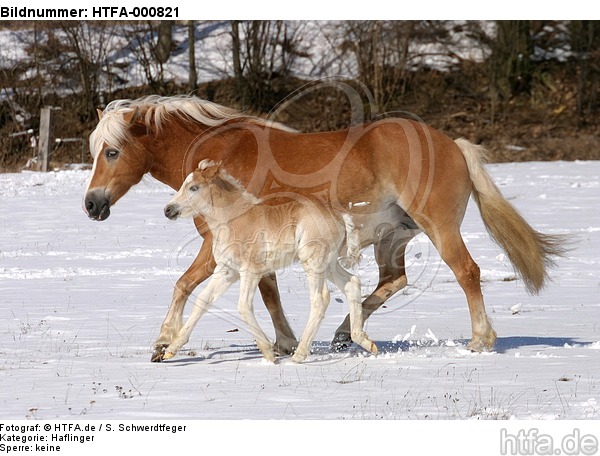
(84, 191, 110, 220)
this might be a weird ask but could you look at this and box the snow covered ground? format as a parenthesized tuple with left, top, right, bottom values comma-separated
(0, 160, 598, 420)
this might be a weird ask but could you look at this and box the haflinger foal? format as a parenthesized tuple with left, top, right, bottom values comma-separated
(162, 160, 377, 363)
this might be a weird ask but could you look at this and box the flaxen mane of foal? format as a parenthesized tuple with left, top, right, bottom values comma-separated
(84, 95, 566, 362)
(162, 160, 376, 362)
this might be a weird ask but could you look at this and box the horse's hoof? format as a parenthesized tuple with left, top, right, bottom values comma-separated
(274, 336, 298, 356)
(330, 332, 352, 352)
(467, 329, 497, 352)
(151, 345, 168, 363)
(466, 338, 494, 353)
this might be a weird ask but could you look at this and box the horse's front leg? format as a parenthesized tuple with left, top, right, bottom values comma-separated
(151, 235, 216, 362)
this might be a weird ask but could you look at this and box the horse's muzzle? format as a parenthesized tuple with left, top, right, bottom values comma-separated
(164, 203, 180, 220)
(85, 189, 111, 221)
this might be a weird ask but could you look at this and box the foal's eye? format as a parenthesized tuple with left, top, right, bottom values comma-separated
(189, 185, 199, 192)
(105, 149, 120, 160)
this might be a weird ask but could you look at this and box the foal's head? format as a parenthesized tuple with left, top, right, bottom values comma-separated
(164, 160, 256, 221)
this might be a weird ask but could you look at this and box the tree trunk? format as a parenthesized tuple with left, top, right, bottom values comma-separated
(570, 21, 600, 120)
(486, 20, 534, 121)
(188, 20, 197, 91)
(490, 21, 533, 100)
(231, 21, 243, 79)
(156, 21, 173, 64)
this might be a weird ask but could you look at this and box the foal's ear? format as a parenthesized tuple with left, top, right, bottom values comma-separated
(122, 107, 141, 125)
(199, 161, 222, 180)
(96, 109, 104, 120)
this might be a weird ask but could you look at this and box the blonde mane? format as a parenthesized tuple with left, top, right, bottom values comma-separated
(90, 95, 296, 158)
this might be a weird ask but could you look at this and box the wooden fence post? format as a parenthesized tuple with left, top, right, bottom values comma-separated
(37, 107, 53, 172)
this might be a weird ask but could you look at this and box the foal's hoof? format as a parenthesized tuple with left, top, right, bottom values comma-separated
(151, 344, 168, 363)
(365, 341, 378, 355)
(262, 350, 277, 363)
(291, 351, 308, 363)
(330, 332, 352, 352)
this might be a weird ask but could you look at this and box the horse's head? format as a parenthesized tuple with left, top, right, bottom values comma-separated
(84, 106, 150, 221)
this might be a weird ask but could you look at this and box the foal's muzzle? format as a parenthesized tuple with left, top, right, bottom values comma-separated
(85, 189, 111, 221)
(164, 203, 181, 220)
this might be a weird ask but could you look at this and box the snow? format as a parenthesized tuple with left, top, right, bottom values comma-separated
(0, 160, 599, 420)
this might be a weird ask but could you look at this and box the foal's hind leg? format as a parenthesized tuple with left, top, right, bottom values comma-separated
(292, 273, 330, 363)
(329, 266, 377, 354)
(332, 235, 412, 350)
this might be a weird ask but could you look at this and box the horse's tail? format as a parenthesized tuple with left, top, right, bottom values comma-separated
(455, 138, 568, 294)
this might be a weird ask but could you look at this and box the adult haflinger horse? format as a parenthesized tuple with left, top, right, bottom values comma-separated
(84, 94, 565, 362)
(162, 159, 376, 362)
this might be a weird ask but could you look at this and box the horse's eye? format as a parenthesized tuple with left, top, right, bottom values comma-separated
(189, 185, 199, 192)
(105, 149, 120, 160)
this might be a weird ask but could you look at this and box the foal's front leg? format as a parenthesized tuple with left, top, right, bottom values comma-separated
(152, 237, 216, 362)
(152, 235, 297, 362)
(163, 265, 238, 360)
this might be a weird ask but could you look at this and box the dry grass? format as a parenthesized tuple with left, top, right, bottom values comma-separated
(1, 61, 598, 171)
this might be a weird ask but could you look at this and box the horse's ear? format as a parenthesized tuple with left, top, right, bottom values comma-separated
(122, 107, 141, 125)
(96, 109, 104, 120)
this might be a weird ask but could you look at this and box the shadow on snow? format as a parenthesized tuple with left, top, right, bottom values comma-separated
(162, 336, 595, 365)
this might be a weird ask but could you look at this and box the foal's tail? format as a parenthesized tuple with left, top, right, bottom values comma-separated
(455, 138, 568, 294)
(341, 213, 362, 268)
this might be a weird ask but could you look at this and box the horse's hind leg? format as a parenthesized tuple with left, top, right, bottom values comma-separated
(258, 273, 298, 355)
(152, 238, 216, 362)
(238, 273, 276, 362)
(426, 225, 496, 351)
(332, 234, 412, 350)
